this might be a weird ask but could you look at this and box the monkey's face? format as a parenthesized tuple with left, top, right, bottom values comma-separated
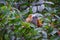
(31, 16, 38, 25)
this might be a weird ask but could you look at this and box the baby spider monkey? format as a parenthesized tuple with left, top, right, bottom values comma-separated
(26, 14, 43, 27)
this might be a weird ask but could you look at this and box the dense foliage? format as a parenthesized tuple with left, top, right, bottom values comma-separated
(0, 0, 60, 40)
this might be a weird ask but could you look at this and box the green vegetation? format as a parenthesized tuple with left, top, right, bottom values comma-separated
(0, 0, 60, 40)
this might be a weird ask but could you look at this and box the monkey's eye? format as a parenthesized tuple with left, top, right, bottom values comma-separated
(33, 17, 35, 19)
(33, 16, 38, 19)
(35, 16, 38, 18)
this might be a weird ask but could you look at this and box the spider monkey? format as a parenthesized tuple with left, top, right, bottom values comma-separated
(26, 14, 42, 27)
